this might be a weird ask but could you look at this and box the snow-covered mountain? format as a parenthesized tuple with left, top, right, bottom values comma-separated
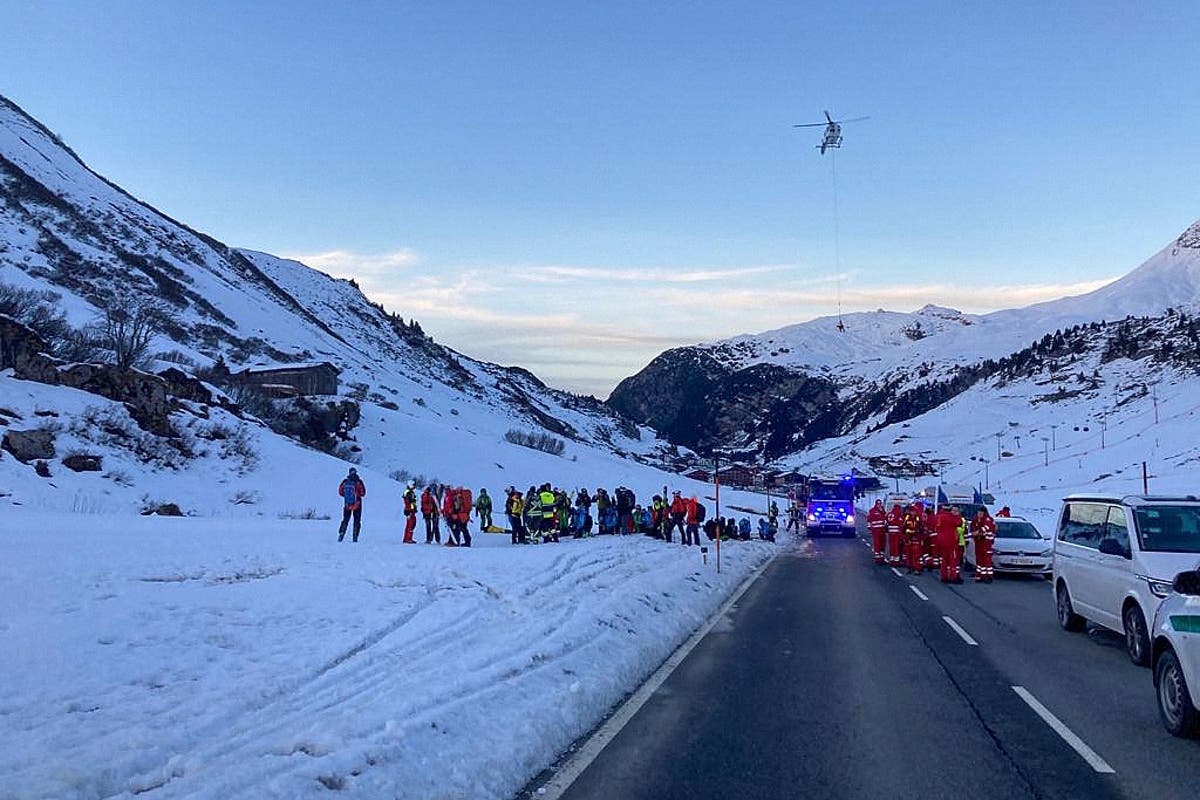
(609, 221, 1200, 462)
(0, 94, 691, 515)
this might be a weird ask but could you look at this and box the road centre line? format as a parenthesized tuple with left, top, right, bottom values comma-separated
(891, 567, 903, 578)
(909, 585, 929, 601)
(1012, 686, 1116, 774)
(942, 615, 979, 646)
(535, 553, 776, 800)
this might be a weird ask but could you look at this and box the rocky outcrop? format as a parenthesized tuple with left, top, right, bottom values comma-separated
(57, 363, 171, 436)
(2, 428, 56, 462)
(608, 347, 841, 459)
(62, 453, 103, 472)
(0, 314, 58, 383)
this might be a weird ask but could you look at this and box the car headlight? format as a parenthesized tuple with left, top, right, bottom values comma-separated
(846, 515, 856, 525)
(1147, 577, 1174, 598)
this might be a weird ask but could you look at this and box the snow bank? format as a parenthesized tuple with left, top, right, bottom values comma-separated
(0, 512, 773, 799)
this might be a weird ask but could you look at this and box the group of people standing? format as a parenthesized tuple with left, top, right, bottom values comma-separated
(865, 499, 999, 583)
(336, 468, 778, 548)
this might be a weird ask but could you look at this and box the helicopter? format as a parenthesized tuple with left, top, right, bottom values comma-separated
(793, 110, 870, 154)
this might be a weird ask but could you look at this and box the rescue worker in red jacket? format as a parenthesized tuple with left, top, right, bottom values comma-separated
(420, 486, 440, 544)
(401, 482, 418, 544)
(337, 468, 366, 542)
(923, 505, 939, 571)
(970, 508, 997, 583)
(886, 504, 904, 567)
(867, 500, 888, 564)
(903, 504, 924, 574)
(996, 506, 1011, 518)
(666, 491, 687, 544)
(936, 505, 965, 583)
(683, 496, 701, 546)
(442, 488, 473, 547)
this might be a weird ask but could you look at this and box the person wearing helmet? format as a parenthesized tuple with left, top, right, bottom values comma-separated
(337, 467, 366, 542)
(401, 481, 418, 543)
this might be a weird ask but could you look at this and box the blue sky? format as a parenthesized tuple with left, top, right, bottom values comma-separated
(4, 1, 1198, 394)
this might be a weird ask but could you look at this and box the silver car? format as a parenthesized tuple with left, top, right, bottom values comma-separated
(965, 515, 1052, 577)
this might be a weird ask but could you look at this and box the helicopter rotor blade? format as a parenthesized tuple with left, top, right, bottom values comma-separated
(824, 110, 833, 123)
(792, 122, 827, 127)
(835, 116, 871, 123)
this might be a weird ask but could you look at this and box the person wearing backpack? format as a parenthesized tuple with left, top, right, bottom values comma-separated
(421, 486, 441, 544)
(505, 488, 526, 544)
(337, 468, 366, 542)
(402, 482, 418, 544)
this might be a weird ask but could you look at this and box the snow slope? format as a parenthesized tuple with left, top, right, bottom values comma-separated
(694, 220, 1200, 383)
(0, 92, 688, 517)
(0, 512, 773, 800)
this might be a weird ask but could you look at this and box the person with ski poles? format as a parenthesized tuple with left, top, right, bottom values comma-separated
(421, 485, 440, 544)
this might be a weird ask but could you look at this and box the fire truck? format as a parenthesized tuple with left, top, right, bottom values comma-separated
(805, 475, 857, 537)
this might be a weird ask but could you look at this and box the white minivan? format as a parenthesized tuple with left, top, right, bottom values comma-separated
(1053, 494, 1200, 666)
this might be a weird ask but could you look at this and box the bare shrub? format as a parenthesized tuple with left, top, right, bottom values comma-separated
(95, 295, 177, 370)
(504, 428, 566, 456)
(279, 508, 330, 520)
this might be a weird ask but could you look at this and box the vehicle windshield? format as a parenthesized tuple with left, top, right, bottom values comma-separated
(996, 521, 1043, 540)
(1133, 506, 1200, 553)
(809, 485, 849, 501)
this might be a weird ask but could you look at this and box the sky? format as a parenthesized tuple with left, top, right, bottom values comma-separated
(3, 1, 1198, 396)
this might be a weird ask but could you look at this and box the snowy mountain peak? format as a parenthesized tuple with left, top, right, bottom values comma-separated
(1175, 218, 1200, 250)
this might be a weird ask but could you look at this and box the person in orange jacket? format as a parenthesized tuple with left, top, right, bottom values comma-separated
(441, 487, 473, 547)
(970, 508, 997, 583)
(903, 504, 924, 574)
(337, 468, 366, 542)
(666, 491, 687, 544)
(684, 496, 701, 546)
(420, 486, 440, 544)
(936, 505, 965, 583)
(886, 504, 904, 567)
(867, 500, 888, 564)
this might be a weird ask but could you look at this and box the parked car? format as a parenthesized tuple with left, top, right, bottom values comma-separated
(964, 515, 1052, 577)
(1151, 567, 1200, 737)
(1054, 494, 1200, 666)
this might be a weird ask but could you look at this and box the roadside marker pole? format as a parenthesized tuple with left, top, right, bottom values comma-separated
(714, 459, 721, 574)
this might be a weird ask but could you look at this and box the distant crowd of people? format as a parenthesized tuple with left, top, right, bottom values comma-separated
(335, 467, 779, 547)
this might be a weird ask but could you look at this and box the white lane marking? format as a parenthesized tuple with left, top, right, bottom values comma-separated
(1012, 686, 1116, 774)
(909, 585, 929, 601)
(943, 615, 979, 646)
(890, 567, 903, 578)
(536, 553, 776, 799)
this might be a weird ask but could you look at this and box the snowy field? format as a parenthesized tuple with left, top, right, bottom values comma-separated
(0, 511, 773, 800)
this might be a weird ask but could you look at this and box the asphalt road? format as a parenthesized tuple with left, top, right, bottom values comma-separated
(544, 528, 1200, 800)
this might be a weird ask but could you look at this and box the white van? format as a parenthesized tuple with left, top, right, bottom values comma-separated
(1054, 494, 1200, 666)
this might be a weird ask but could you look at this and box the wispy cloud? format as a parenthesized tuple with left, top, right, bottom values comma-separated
(518, 264, 791, 284)
(647, 277, 1118, 314)
(282, 249, 421, 279)
(277, 246, 1120, 394)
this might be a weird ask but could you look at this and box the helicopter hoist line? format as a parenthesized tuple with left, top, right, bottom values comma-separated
(793, 110, 869, 332)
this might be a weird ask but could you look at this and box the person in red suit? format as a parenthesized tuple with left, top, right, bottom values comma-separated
(903, 504, 924, 574)
(886, 504, 904, 567)
(936, 505, 965, 583)
(923, 505, 938, 571)
(401, 482, 418, 544)
(867, 500, 888, 564)
(971, 508, 997, 583)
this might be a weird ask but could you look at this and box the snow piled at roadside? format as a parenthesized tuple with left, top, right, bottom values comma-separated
(0, 512, 773, 800)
